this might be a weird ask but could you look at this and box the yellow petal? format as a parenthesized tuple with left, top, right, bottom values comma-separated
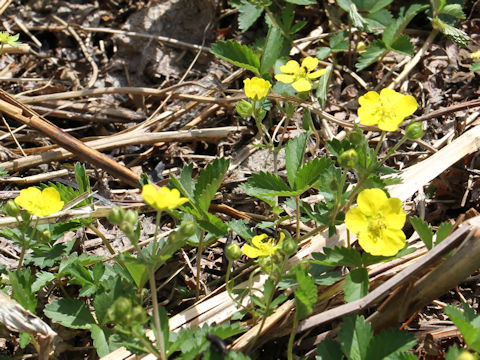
(242, 244, 262, 258)
(291, 78, 312, 92)
(15, 187, 41, 213)
(307, 69, 326, 79)
(41, 188, 64, 216)
(358, 91, 380, 106)
(251, 234, 268, 248)
(379, 228, 406, 256)
(141, 184, 158, 208)
(301, 56, 319, 71)
(275, 74, 295, 84)
(380, 198, 406, 229)
(345, 207, 369, 234)
(280, 60, 300, 74)
(377, 115, 403, 132)
(356, 188, 387, 216)
(395, 94, 418, 118)
(357, 106, 381, 126)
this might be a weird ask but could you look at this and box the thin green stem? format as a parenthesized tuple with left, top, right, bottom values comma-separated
(287, 313, 299, 360)
(17, 217, 38, 270)
(152, 211, 162, 256)
(295, 195, 300, 240)
(195, 230, 205, 301)
(225, 259, 250, 313)
(148, 267, 166, 360)
(374, 131, 386, 158)
(88, 223, 115, 255)
(132, 327, 162, 359)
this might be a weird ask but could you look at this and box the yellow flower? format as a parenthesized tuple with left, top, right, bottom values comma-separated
(358, 88, 417, 132)
(242, 232, 284, 258)
(14, 187, 64, 217)
(345, 188, 406, 256)
(0, 32, 19, 45)
(142, 184, 188, 211)
(471, 50, 480, 59)
(275, 56, 326, 92)
(243, 77, 271, 101)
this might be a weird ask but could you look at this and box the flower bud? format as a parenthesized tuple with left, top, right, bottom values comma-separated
(457, 351, 476, 360)
(3, 199, 20, 217)
(236, 99, 253, 118)
(38, 229, 52, 242)
(281, 237, 298, 256)
(130, 306, 148, 325)
(177, 219, 196, 239)
(108, 207, 125, 225)
(338, 149, 358, 169)
(405, 122, 424, 139)
(107, 296, 132, 323)
(124, 210, 138, 226)
(226, 243, 242, 261)
(347, 129, 364, 146)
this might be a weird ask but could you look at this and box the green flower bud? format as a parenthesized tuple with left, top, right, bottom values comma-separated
(124, 210, 138, 226)
(108, 207, 125, 225)
(236, 99, 253, 118)
(226, 243, 242, 261)
(457, 351, 476, 360)
(281, 237, 298, 256)
(347, 129, 364, 146)
(38, 229, 52, 242)
(130, 306, 148, 325)
(120, 222, 133, 236)
(107, 296, 132, 323)
(405, 122, 424, 139)
(177, 219, 196, 239)
(3, 199, 20, 217)
(338, 149, 358, 169)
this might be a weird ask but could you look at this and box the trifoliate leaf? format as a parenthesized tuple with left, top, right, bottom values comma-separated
(410, 216, 433, 249)
(245, 171, 291, 192)
(44, 298, 95, 329)
(355, 40, 387, 71)
(339, 314, 373, 360)
(312, 246, 363, 267)
(210, 41, 261, 74)
(365, 328, 417, 360)
(231, 0, 264, 31)
(193, 157, 230, 212)
(295, 157, 331, 192)
(286, 133, 308, 188)
(344, 268, 369, 302)
(330, 31, 349, 52)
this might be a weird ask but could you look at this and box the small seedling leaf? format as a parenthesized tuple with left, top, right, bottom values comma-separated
(410, 216, 433, 249)
(344, 268, 369, 303)
(435, 221, 453, 245)
(231, 0, 264, 32)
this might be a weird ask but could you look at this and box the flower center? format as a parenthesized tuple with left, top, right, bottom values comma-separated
(368, 215, 386, 239)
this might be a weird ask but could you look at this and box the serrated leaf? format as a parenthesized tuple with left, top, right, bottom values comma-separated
(25, 242, 70, 268)
(389, 34, 414, 56)
(349, 3, 367, 29)
(433, 18, 472, 47)
(344, 268, 369, 303)
(197, 212, 229, 238)
(471, 62, 480, 72)
(382, 18, 402, 47)
(210, 41, 261, 74)
(316, 47, 332, 59)
(445, 305, 480, 352)
(74, 162, 91, 201)
(94, 276, 129, 325)
(316, 338, 344, 359)
(365, 328, 416, 360)
(91, 324, 113, 357)
(193, 157, 230, 212)
(435, 221, 453, 244)
(295, 158, 331, 192)
(180, 163, 195, 199)
(32, 271, 55, 292)
(365, 9, 394, 29)
(286, 133, 308, 188)
(240, 183, 276, 207)
(330, 31, 349, 52)
(440, 4, 465, 19)
(227, 219, 255, 241)
(284, 0, 316, 4)
(44, 298, 95, 329)
(410, 216, 433, 249)
(261, 25, 283, 74)
(246, 171, 291, 192)
(312, 246, 363, 267)
(355, 39, 387, 71)
(294, 267, 317, 320)
(9, 269, 37, 313)
(368, 0, 393, 13)
(232, 0, 264, 31)
(315, 64, 333, 108)
(339, 314, 373, 360)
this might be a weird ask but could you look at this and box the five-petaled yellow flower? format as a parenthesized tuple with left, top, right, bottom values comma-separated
(471, 50, 480, 59)
(358, 88, 417, 132)
(0, 32, 19, 46)
(14, 187, 64, 217)
(275, 56, 326, 92)
(142, 184, 188, 211)
(345, 188, 406, 257)
(243, 77, 271, 101)
(242, 232, 284, 258)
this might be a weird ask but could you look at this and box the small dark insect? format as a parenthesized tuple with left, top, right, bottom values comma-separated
(262, 227, 276, 237)
(206, 333, 227, 354)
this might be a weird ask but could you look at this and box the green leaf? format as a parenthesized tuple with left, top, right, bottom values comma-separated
(387, 352, 419, 360)
(435, 221, 453, 244)
(9, 269, 37, 314)
(471, 62, 480, 72)
(349, 3, 367, 29)
(286, 133, 308, 188)
(389, 34, 414, 56)
(445, 304, 480, 352)
(74, 162, 91, 201)
(344, 268, 369, 303)
(445, 346, 464, 360)
(316, 47, 332, 59)
(232, 0, 264, 31)
(433, 18, 472, 47)
(355, 40, 387, 71)
(365, 9, 394, 29)
(294, 267, 317, 320)
(197, 212, 229, 238)
(240, 183, 276, 207)
(440, 4, 466, 19)
(316, 338, 344, 359)
(210, 41, 261, 74)
(295, 158, 331, 192)
(365, 328, 416, 360)
(368, 0, 393, 13)
(330, 31, 349, 52)
(410, 216, 433, 249)
(32, 271, 55, 292)
(246, 171, 291, 192)
(25, 242, 70, 268)
(284, 0, 316, 4)
(261, 25, 283, 74)
(227, 219, 255, 241)
(44, 298, 95, 329)
(312, 246, 363, 267)
(94, 276, 131, 326)
(118, 253, 149, 289)
(193, 157, 230, 212)
(315, 64, 333, 108)
(339, 315, 373, 360)
(90, 324, 113, 357)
